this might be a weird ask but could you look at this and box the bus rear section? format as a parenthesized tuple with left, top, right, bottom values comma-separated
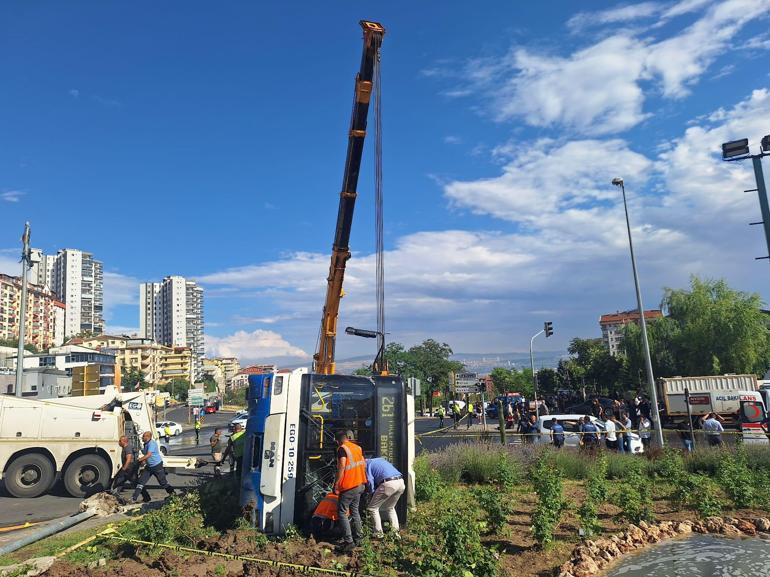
(240, 368, 415, 535)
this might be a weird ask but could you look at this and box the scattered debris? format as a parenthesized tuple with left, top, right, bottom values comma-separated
(78, 493, 123, 517)
(0, 556, 55, 577)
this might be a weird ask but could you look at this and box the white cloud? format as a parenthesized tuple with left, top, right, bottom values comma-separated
(68, 88, 80, 98)
(1, 190, 25, 203)
(568, 2, 661, 32)
(103, 271, 139, 321)
(657, 88, 770, 218)
(444, 135, 462, 145)
(444, 138, 652, 227)
(205, 330, 310, 362)
(436, 0, 769, 135)
(104, 325, 140, 336)
(0, 249, 20, 276)
(644, 0, 770, 98)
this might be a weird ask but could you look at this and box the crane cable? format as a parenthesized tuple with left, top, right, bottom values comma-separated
(373, 41, 385, 364)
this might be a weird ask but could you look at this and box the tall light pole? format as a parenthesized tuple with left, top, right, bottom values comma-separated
(720, 135, 770, 261)
(15, 223, 32, 397)
(529, 322, 552, 419)
(612, 178, 664, 447)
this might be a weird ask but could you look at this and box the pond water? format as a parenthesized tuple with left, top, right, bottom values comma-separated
(602, 534, 770, 577)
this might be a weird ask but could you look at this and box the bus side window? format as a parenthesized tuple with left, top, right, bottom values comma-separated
(251, 434, 263, 471)
(273, 376, 283, 396)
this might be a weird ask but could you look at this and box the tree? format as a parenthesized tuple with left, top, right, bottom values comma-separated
(0, 338, 39, 353)
(536, 368, 559, 395)
(121, 367, 147, 392)
(405, 339, 464, 407)
(160, 378, 191, 401)
(622, 276, 770, 377)
(665, 276, 770, 376)
(566, 337, 623, 395)
(488, 367, 535, 398)
(202, 375, 219, 394)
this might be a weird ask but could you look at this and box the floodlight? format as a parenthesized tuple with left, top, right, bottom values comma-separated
(722, 138, 750, 160)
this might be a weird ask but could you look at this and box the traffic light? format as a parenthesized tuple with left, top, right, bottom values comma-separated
(544, 321, 553, 338)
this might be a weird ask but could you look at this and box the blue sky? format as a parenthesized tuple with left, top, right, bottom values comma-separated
(2, 1, 770, 364)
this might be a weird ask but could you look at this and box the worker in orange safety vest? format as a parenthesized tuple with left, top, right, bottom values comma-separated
(333, 430, 367, 553)
(310, 492, 347, 540)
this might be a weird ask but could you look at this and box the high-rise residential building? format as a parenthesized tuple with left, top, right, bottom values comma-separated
(0, 274, 66, 349)
(140, 276, 204, 382)
(599, 309, 663, 356)
(32, 249, 104, 338)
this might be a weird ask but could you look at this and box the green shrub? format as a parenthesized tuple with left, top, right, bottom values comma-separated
(672, 473, 723, 518)
(551, 450, 591, 480)
(685, 447, 727, 475)
(128, 493, 211, 545)
(605, 454, 645, 480)
(415, 456, 445, 501)
(531, 455, 567, 548)
(473, 485, 512, 535)
(718, 446, 758, 509)
(611, 462, 653, 524)
(460, 446, 507, 484)
(403, 489, 499, 577)
(654, 448, 687, 484)
(493, 453, 519, 490)
(577, 454, 609, 538)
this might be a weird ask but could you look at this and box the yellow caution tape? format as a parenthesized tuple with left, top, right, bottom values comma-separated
(0, 521, 42, 533)
(100, 534, 380, 577)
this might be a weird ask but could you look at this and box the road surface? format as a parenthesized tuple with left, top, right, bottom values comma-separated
(0, 407, 237, 528)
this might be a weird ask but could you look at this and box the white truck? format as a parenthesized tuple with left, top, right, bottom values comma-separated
(0, 388, 197, 498)
(657, 374, 767, 442)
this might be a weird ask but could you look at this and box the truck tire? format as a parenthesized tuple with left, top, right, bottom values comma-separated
(63, 454, 110, 497)
(4, 453, 55, 498)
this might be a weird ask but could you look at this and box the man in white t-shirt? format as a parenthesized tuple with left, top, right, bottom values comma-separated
(604, 415, 618, 451)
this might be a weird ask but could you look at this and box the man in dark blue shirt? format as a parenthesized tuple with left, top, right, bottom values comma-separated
(579, 415, 599, 452)
(131, 431, 176, 503)
(550, 418, 565, 448)
(365, 457, 405, 538)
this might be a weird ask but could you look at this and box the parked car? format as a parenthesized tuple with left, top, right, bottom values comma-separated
(155, 421, 183, 437)
(229, 411, 248, 431)
(204, 405, 217, 414)
(534, 414, 644, 454)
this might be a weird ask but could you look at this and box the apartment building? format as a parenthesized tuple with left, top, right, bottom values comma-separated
(140, 276, 204, 381)
(202, 358, 226, 393)
(0, 274, 66, 349)
(599, 309, 663, 356)
(202, 357, 241, 392)
(31, 249, 104, 338)
(159, 346, 195, 385)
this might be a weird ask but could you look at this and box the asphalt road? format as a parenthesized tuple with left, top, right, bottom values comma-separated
(0, 407, 238, 528)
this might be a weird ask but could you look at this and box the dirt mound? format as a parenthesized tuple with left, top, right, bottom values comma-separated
(79, 493, 123, 516)
(43, 557, 163, 577)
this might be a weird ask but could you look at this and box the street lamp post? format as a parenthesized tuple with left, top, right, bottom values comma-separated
(529, 321, 553, 420)
(15, 223, 32, 398)
(720, 135, 770, 261)
(529, 330, 543, 419)
(612, 178, 664, 448)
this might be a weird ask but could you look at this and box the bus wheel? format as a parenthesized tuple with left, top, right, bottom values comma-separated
(5, 453, 55, 498)
(63, 455, 110, 497)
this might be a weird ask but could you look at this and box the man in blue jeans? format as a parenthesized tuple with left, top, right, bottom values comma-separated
(132, 431, 175, 503)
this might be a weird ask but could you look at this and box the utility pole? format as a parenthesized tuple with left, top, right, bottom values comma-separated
(612, 178, 664, 448)
(721, 135, 770, 260)
(530, 321, 553, 420)
(530, 329, 544, 419)
(15, 223, 32, 398)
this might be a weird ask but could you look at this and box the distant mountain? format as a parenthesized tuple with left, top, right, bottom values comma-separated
(331, 350, 568, 375)
(450, 351, 567, 374)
